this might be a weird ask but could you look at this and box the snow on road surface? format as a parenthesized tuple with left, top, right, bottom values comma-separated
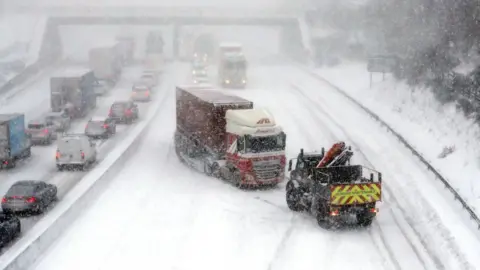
(0, 64, 158, 254)
(317, 62, 480, 219)
(30, 62, 480, 270)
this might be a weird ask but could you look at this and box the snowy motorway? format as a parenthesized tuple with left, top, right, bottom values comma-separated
(24, 61, 480, 270)
(0, 63, 161, 253)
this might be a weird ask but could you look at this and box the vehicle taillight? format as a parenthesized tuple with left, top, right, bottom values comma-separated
(280, 155, 286, 166)
(145, 91, 150, 96)
(56, 150, 60, 159)
(81, 151, 85, 159)
(369, 208, 378, 213)
(43, 129, 49, 134)
(26, 197, 36, 203)
(125, 109, 132, 115)
(238, 159, 253, 171)
(108, 109, 113, 116)
(103, 124, 109, 129)
(330, 209, 340, 216)
(1, 197, 6, 203)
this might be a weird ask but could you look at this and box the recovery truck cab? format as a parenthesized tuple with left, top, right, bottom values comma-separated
(174, 86, 286, 188)
(286, 143, 382, 228)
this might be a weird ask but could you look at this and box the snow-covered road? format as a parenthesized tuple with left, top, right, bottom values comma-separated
(0, 63, 163, 254)
(29, 62, 480, 270)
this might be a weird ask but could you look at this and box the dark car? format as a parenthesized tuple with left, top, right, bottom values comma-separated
(1, 181, 58, 214)
(0, 213, 21, 247)
(85, 116, 116, 139)
(108, 101, 139, 124)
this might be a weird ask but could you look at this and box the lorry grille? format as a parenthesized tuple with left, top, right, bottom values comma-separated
(252, 160, 282, 180)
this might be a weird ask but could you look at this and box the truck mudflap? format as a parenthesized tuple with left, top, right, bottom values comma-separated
(330, 183, 381, 205)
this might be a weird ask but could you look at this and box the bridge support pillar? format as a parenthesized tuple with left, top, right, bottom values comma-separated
(39, 19, 63, 63)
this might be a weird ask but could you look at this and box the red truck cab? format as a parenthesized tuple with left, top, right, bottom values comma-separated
(175, 86, 286, 188)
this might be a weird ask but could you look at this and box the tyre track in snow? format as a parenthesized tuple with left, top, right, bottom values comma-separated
(253, 87, 395, 270)
(289, 79, 471, 270)
(289, 83, 426, 270)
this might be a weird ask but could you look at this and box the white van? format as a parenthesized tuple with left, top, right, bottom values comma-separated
(56, 134, 97, 171)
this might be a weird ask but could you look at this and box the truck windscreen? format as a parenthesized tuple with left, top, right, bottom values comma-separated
(245, 132, 286, 153)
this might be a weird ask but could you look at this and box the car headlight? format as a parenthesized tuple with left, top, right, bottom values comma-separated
(225, 80, 230, 84)
(242, 79, 246, 84)
(194, 80, 198, 83)
(192, 70, 196, 74)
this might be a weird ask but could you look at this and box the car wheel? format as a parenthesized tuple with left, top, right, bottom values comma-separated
(56, 165, 63, 171)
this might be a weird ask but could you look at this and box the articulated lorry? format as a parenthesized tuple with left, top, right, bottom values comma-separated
(0, 114, 31, 169)
(88, 45, 122, 85)
(50, 69, 97, 119)
(286, 143, 382, 228)
(174, 86, 286, 188)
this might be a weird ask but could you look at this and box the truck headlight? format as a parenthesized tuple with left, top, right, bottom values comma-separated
(225, 80, 230, 84)
(245, 174, 255, 182)
(194, 80, 198, 83)
(192, 70, 196, 74)
(242, 79, 246, 84)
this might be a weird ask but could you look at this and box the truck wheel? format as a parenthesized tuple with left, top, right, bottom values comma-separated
(232, 170, 242, 188)
(286, 181, 305, 212)
(204, 161, 213, 176)
(57, 165, 64, 171)
(23, 148, 31, 158)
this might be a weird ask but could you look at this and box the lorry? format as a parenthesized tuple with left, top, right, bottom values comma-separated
(218, 53, 247, 88)
(0, 114, 31, 169)
(50, 69, 97, 119)
(285, 142, 382, 228)
(144, 30, 164, 73)
(116, 36, 135, 65)
(174, 86, 286, 188)
(88, 44, 122, 85)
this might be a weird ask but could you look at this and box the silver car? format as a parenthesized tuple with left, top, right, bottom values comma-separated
(45, 112, 71, 132)
(26, 119, 56, 145)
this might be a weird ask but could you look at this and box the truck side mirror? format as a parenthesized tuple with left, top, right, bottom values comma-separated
(288, 159, 292, 171)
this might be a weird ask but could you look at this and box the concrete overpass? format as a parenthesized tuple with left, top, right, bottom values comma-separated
(23, 5, 308, 62)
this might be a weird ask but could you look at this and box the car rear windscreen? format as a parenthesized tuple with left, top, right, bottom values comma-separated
(28, 124, 45, 129)
(7, 185, 35, 196)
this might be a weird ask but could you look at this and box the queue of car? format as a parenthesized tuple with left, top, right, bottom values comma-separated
(0, 68, 160, 248)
